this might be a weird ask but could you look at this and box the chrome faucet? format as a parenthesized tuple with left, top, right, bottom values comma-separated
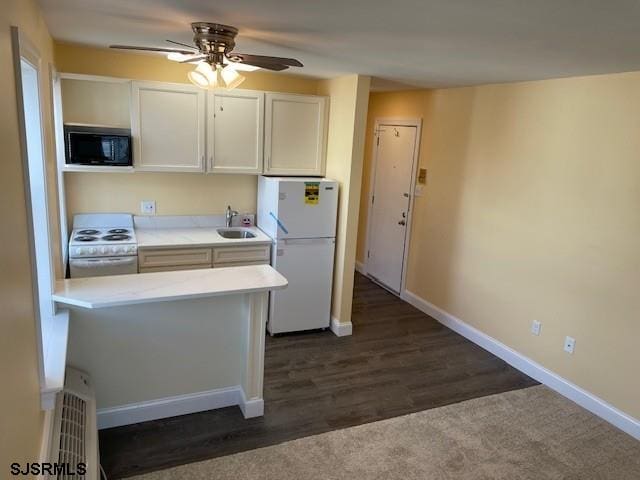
(225, 205, 238, 227)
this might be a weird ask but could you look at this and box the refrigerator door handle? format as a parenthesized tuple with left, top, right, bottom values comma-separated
(283, 238, 334, 245)
(269, 211, 289, 234)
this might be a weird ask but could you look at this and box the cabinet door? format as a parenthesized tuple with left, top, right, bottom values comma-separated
(208, 90, 264, 174)
(131, 81, 206, 172)
(264, 93, 328, 176)
(212, 244, 271, 265)
(138, 248, 212, 269)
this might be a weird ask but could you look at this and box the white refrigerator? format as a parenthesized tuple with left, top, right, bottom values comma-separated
(258, 176, 338, 334)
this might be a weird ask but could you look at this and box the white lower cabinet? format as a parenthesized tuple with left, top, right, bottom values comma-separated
(131, 81, 206, 172)
(138, 247, 212, 273)
(138, 244, 270, 273)
(212, 245, 270, 266)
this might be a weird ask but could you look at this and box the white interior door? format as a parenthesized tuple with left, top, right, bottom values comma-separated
(367, 124, 418, 293)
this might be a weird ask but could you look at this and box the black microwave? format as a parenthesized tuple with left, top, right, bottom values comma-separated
(64, 125, 132, 166)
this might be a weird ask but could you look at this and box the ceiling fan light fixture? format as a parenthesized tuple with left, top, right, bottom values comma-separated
(188, 62, 214, 88)
(187, 62, 245, 91)
(214, 64, 226, 89)
(221, 65, 246, 90)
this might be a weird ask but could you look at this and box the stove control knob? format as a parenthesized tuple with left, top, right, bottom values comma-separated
(75, 247, 83, 256)
(90, 247, 97, 255)
(111, 246, 118, 254)
(100, 247, 108, 254)
(128, 246, 136, 253)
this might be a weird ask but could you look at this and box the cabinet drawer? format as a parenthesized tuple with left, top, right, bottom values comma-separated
(212, 245, 270, 265)
(139, 264, 211, 274)
(213, 260, 269, 268)
(138, 248, 212, 268)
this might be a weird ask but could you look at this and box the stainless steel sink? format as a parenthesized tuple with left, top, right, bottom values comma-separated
(217, 228, 256, 239)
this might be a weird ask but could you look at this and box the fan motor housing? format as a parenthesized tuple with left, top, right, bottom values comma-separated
(192, 22, 238, 55)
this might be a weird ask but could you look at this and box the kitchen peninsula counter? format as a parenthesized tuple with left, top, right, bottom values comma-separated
(54, 265, 287, 429)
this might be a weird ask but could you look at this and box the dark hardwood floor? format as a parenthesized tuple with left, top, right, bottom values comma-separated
(99, 273, 538, 478)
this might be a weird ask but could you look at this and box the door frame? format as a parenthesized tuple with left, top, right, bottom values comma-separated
(363, 117, 422, 295)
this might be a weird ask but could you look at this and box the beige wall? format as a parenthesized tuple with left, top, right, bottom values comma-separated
(54, 42, 322, 220)
(64, 172, 258, 224)
(0, 0, 60, 470)
(358, 73, 640, 419)
(318, 75, 371, 324)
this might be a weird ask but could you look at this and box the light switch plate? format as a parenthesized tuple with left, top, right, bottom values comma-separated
(141, 200, 156, 215)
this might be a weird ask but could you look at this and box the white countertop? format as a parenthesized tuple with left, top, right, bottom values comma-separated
(136, 225, 272, 249)
(53, 264, 287, 309)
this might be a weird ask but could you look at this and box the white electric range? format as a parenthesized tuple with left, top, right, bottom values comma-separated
(68, 213, 138, 278)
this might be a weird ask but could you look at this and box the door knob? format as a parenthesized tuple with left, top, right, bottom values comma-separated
(398, 220, 406, 226)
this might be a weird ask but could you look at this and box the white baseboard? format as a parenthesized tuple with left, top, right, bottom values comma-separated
(355, 260, 365, 274)
(330, 316, 353, 337)
(238, 388, 264, 418)
(401, 289, 640, 441)
(97, 385, 252, 429)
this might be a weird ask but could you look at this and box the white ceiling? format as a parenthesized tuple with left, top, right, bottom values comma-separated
(38, 0, 640, 89)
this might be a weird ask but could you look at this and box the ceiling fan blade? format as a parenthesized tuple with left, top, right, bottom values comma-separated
(234, 61, 289, 71)
(110, 45, 195, 55)
(227, 53, 303, 67)
(179, 55, 207, 64)
(165, 39, 198, 50)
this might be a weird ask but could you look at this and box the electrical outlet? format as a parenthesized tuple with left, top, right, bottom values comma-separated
(564, 336, 576, 354)
(141, 200, 156, 215)
(531, 320, 541, 336)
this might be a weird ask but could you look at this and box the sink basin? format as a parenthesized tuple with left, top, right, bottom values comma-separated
(217, 228, 256, 239)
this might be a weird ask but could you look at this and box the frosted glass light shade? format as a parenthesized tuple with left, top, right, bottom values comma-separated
(188, 63, 246, 90)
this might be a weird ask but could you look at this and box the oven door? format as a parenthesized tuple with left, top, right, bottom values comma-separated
(69, 256, 138, 278)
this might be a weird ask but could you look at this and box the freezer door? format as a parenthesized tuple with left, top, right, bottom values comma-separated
(273, 179, 338, 239)
(269, 238, 335, 334)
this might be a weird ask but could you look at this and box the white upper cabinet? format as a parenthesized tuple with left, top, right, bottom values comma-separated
(207, 90, 264, 174)
(131, 81, 206, 172)
(264, 93, 328, 176)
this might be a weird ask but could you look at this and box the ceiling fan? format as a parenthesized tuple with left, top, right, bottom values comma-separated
(110, 22, 303, 90)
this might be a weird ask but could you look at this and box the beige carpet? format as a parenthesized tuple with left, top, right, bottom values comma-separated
(132, 386, 640, 480)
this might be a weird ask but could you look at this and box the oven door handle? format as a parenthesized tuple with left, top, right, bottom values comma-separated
(71, 257, 137, 268)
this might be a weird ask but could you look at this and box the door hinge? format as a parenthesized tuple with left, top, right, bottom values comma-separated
(376, 136, 380, 146)
(367, 250, 370, 258)
(371, 195, 375, 205)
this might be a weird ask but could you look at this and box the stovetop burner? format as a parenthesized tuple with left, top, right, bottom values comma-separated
(102, 234, 132, 241)
(108, 228, 129, 234)
(77, 229, 100, 235)
(74, 235, 98, 242)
